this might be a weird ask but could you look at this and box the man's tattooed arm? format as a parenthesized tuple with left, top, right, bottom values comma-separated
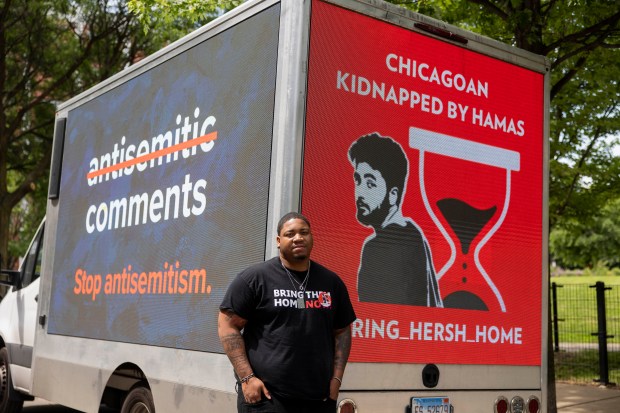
(329, 325, 352, 399)
(218, 309, 252, 378)
(333, 325, 352, 379)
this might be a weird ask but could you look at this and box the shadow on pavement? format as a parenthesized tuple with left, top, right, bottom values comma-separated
(23, 402, 117, 413)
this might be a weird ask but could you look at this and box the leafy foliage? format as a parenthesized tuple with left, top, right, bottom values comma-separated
(551, 198, 620, 268)
(127, 0, 243, 30)
(0, 0, 192, 268)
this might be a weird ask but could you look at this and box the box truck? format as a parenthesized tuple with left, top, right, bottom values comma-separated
(0, 0, 549, 411)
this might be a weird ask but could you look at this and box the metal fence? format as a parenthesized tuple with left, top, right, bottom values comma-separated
(551, 281, 620, 386)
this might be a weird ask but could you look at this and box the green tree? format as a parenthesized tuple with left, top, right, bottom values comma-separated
(0, 0, 191, 270)
(127, 0, 242, 29)
(551, 197, 620, 268)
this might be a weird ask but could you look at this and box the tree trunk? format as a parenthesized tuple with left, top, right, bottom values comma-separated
(0, 204, 11, 297)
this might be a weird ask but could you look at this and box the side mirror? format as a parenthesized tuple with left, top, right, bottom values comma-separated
(0, 253, 21, 290)
(0, 269, 20, 289)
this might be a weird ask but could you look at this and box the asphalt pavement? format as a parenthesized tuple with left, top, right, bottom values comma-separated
(556, 382, 620, 413)
(24, 382, 620, 412)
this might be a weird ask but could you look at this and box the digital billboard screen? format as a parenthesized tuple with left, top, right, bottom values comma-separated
(303, 0, 544, 366)
(48, 5, 280, 352)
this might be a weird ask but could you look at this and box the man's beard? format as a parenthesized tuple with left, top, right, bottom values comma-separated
(281, 244, 310, 263)
(285, 249, 307, 262)
(356, 196, 391, 228)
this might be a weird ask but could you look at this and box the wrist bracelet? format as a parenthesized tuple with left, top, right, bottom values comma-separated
(332, 376, 342, 385)
(240, 373, 255, 384)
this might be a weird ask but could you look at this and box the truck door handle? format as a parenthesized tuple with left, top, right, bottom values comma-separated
(35, 294, 38, 302)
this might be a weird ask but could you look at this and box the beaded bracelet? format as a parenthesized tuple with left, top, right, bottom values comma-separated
(239, 373, 255, 384)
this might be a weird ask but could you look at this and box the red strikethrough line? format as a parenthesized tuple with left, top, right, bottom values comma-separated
(86, 131, 218, 180)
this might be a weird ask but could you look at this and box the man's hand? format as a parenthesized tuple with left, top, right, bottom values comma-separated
(329, 377, 341, 400)
(242, 377, 271, 404)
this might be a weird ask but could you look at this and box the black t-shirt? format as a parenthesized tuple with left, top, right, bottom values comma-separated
(220, 257, 356, 401)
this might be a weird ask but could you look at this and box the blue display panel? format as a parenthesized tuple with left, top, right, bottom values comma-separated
(48, 5, 280, 352)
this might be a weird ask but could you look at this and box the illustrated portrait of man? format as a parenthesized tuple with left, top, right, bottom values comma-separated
(348, 132, 442, 307)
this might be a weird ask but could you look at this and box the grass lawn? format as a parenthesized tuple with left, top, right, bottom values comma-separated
(550, 274, 620, 343)
(550, 274, 620, 286)
(551, 274, 620, 384)
(555, 349, 620, 384)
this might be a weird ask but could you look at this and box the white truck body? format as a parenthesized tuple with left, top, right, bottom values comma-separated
(0, 0, 549, 412)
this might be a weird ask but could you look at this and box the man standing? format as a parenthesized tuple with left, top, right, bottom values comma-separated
(348, 132, 442, 307)
(218, 212, 356, 413)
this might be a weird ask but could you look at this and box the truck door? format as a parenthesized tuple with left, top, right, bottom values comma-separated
(9, 221, 44, 392)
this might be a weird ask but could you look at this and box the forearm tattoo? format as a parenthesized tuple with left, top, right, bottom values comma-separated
(333, 326, 352, 374)
(219, 310, 252, 376)
(221, 332, 253, 376)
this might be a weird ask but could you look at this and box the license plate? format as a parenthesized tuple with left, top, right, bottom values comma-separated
(410, 397, 452, 413)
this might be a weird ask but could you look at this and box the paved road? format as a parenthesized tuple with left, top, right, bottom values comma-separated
(557, 382, 620, 413)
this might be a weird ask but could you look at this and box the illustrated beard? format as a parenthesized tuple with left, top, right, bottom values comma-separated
(356, 196, 391, 228)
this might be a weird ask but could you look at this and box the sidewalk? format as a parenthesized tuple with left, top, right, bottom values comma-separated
(557, 382, 620, 413)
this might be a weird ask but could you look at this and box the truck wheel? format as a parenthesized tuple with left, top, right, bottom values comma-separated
(0, 347, 24, 413)
(121, 386, 155, 413)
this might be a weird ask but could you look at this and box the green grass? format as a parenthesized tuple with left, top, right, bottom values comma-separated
(550, 274, 620, 286)
(551, 274, 620, 384)
(554, 349, 620, 384)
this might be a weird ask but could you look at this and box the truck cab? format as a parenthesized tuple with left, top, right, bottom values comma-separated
(0, 219, 44, 411)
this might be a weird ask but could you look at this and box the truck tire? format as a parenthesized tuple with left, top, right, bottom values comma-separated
(0, 347, 24, 413)
(121, 386, 155, 413)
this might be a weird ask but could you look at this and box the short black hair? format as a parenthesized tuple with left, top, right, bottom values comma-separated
(348, 132, 409, 206)
(277, 212, 311, 235)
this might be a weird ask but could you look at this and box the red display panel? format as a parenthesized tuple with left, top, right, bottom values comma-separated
(303, 0, 544, 366)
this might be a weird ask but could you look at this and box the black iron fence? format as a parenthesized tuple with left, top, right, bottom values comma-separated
(551, 281, 620, 386)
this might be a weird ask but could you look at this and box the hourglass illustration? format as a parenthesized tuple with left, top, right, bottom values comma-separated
(409, 127, 520, 312)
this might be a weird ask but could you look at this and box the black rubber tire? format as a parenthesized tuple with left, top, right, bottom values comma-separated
(120, 386, 155, 413)
(0, 347, 24, 413)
